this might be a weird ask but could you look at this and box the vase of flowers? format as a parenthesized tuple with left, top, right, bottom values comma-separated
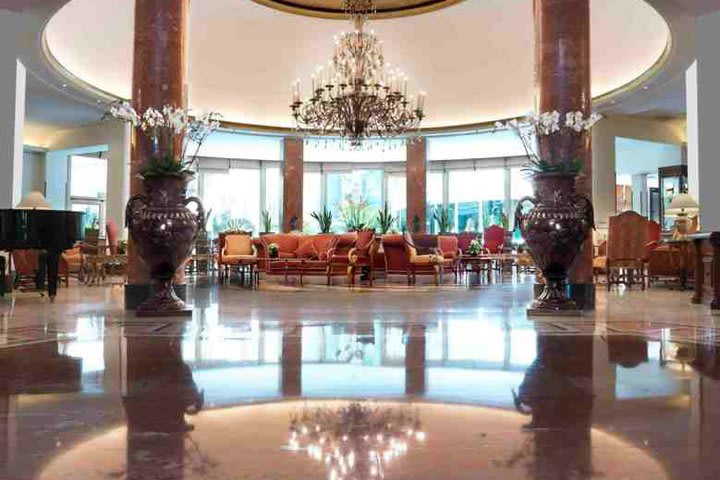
(109, 101, 221, 316)
(467, 238, 482, 256)
(496, 111, 600, 314)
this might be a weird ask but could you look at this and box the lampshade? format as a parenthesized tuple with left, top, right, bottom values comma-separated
(666, 193, 700, 216)
(15, 191, 51, 210)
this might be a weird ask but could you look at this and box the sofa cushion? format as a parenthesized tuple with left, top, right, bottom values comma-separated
(225, 234, 253, 256)
(296, 238, 319, 259)
(263, 234, 300, 253)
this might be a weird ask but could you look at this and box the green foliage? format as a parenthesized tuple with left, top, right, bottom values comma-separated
(376, 201, 396, 234)
(261, 209, 273, 233)
(268, 243, 279, 258)
(341, 199, 375, 232)
(521, 158, 584, 177)
(311, 207, 333, 233)
(412, 214, 421, 234)
(432, 206, 453, 233)
(139, 155, 195, 179)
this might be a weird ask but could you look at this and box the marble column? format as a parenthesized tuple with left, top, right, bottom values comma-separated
(534, 0, 594, 308)
(125, 0, 189, 309)
(283, 137, 304, 232)
(406, 138, 427, 233)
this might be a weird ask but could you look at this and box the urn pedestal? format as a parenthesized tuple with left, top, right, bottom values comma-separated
(514, 173, 594, 316)
(126, 175, 204, 317)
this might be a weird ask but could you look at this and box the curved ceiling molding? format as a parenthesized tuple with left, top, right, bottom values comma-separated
(44, 0, 670, 131)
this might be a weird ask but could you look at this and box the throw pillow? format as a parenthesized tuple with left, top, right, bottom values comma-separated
(295, 238, 319, 259)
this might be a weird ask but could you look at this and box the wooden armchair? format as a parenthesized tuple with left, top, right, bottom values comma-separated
(348, 230, 377, 287)
(605, 211, 649, 290)
(217, 231, 256, 282)
(60, 247, 84, 286)
(404, 232, 443, 286)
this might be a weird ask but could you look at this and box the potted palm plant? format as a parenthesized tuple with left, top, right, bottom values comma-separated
(376, 202, 396, 235)
(261, 209, 274, 235)
(432, 206, 453, 234)
(311, 207, 333, 233)
(108, 101, 221, 316)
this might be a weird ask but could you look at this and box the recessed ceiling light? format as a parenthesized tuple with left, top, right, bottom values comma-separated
(61, 83, 67, 89)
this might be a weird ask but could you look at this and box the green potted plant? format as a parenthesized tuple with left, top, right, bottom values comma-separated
(261, 209, 274, 235)
(268, 242, 279, 259)
(432, 206, 453, 234)
(311, 207, 333, 233)
(376, 201, 396, 235)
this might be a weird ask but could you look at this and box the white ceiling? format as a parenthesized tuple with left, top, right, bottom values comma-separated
(44, 0, 670, 129)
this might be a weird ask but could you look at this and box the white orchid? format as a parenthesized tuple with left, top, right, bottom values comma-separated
(493, 110, 603, 173)
(106, 100, 222, 173)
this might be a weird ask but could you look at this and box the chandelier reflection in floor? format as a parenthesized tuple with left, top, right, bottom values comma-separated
(287, 402, 425, 479)
(290, 0, 426, 148)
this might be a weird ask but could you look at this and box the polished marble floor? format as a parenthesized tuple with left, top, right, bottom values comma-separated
(1, 282, 720, 479)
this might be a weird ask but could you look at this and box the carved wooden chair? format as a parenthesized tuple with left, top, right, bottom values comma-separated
(605, 211, 649, 290)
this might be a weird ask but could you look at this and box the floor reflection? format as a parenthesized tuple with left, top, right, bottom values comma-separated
(2, 288, 720, 478)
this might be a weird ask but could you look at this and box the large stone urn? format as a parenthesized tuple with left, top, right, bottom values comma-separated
(514, 173, 594, 315)
(126, 174, 204, 317)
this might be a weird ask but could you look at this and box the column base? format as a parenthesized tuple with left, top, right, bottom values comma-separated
(532, 283, 596, 310)
(124, 283, 187, 310)
(568, 283, 596, 310)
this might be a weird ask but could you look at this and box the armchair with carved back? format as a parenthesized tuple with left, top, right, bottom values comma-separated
(605, 211, 649, 290)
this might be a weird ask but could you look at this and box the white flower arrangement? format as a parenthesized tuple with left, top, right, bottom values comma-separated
(106, 101, 222, 177)
(494, 110, 602, 175)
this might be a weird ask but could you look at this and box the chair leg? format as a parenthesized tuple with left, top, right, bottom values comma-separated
(606, 269, 611, 291)
(368, 266, 373, 287)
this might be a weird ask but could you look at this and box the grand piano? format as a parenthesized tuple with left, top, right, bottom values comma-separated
(0, 209, 84, 299)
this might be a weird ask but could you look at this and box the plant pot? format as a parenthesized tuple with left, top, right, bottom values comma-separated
(514, 173, 594, 315)
(126, 174, 204, 317)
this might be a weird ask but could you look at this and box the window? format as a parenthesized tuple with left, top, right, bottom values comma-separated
(326, 170, 383, 231)
(303, 172, 322, 233)
(69, 155, 107, 231)
(426, 171, 444, 233)
(427, 130, 527, 161)
(203, 168, 261, 237)
(448, 168, 505, 233)
(264, 166, 282, 232)
(386, 174, 406, 232)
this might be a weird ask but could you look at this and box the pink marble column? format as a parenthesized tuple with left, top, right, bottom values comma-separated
(283, 137, 304, 232)
(534, 0, 594, 307)
(126, 0, 188, 308)
(406, 138, 427, 233)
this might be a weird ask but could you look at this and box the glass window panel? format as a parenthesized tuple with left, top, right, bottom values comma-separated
(326, 170, 382, 231)
(510, 167, 533, 199)
(386, 174, 406, 232)
(203, 168, 260, 237)
(70, 156, 107, 199)
(194, 131, 282, 160)
(427, 130, 527, 161)
(264, 166, 282, 231)
(71, 202, 102, 231)
(426, 171, 444, 233)
(303, 172, 322, 233)
(449, 169, 506, 232)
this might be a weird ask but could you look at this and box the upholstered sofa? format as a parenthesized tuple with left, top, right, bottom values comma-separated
(255, 233, 342, 284)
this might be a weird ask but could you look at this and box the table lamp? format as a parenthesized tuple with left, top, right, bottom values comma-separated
(666, 193, 700, 239)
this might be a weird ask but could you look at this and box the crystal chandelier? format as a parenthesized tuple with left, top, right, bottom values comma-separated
(287, 402, 426, 480)
(290, 0, 426, 147)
